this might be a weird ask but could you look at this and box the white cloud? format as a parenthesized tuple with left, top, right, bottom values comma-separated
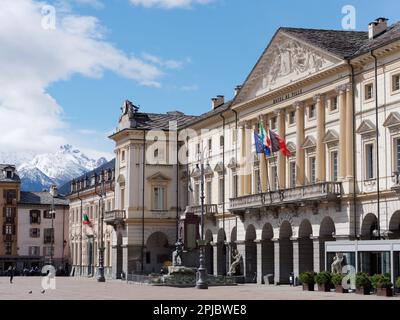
(0, 0, 172, 155)
(142, 53, 191, 70)
(130, 0, 212, 9)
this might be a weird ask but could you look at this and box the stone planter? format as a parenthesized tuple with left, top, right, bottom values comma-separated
(335, 285, 348, 293)
(302, 283, 314, 291)
(356, 286, 371, 295)
(318, 283, 331, 292)
(376, 287, 393, 297)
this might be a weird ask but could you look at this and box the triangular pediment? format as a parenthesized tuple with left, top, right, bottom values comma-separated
(204, 164, 214, 176)
(356, 120, 376, 135)
(383, 112, 400, 128)
(214, 162, 225, 173)
(227, 157, 238, 169)
(302, 136, 316, 149)
(234, 30, 342, 105)
(287, 141, 296, 154)
(323, 129, 339, 143)
(147, 172, 171, 182)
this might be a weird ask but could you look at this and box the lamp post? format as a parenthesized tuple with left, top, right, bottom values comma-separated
(196, 145, 208, 290)
(49, 185, 56, 267)
(97, 171, 106, 282)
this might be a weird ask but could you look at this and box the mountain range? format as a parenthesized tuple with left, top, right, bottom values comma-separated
(0, 145, 107, 192)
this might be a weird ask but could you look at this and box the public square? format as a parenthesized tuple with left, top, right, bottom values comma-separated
(0, 277, 398, 300)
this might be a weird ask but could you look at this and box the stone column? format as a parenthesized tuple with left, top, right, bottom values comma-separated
(311, 237, 322, 273)
(295, 102, 305, 186)
(315, 94, 326, 182)
(255, 240, 263, 284)
(239, 124, 246, 196)
(244, 121, 252, 195)
(292, 238, 299, 285)
(337, 85, 347, 180)
(212, 243, 218, 276)
(277, 109, 286, 189)
(259, 115, 268, 193)
(273, 239, 280, 284)
(345, 83, 354, 180)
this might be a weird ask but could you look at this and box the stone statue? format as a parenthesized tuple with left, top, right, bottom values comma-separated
(331, 252, 344, 274)
(228, 249, 242, 276)
(172, 238, 184, 267)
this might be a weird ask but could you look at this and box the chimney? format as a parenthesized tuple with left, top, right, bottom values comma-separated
(368, 17, 388, 39)
(50, 185, 58, 197)
(234, 85, 243, 97)
(211, 95, 225, 109)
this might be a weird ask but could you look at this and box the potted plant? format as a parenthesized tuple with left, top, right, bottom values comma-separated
(332, 273, 348, 293)
(396, 276, 400, 294)
(355, 273, 371, 295)
(371, 274, 393, 297)
(299, 272, 315, 291)
(315, 271, 332, 292)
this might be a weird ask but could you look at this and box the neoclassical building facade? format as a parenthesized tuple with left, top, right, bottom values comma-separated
(68, 18, 400, 284)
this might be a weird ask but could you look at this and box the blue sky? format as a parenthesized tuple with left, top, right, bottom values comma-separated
(2, 0, 400, 159)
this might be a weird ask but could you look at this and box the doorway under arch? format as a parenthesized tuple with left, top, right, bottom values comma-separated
(245, 224, 257, 283)
(216, 229, 227, 275)
(205, 230, 214, 275)
(279, 221, 293, 284)
(298, 219, 313, 273)
(261, 223, 274, 284)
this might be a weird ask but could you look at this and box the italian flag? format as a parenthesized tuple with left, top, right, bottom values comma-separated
(83, 214, 91, 225)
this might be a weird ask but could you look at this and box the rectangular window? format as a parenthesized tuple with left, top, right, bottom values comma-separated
(153, 187, 166, 210)
(6, 171, 12, 179)
(289, 161, 296, 188)
(330, 96, 338, 111)
(196, 143, 200, 157)
(270, 166, 278, 191)
(206, 181, 212, 205)
(44, 228, 54, 244)
(365, 83, 374, 100)
(5, 224, 12, 235)
(366, 143, 374, 179)
(30, 210, 41, 224)
(5, 242, 12, 255)
(270, 117, 277, 130)
(393, 74, 400, 92)
(43, 246, 54, 257)
(219, 136, 224, 148)
(289, 111, 296, 125)
(43, 210, 55, 219)
(309, 157, 316, 183)
(218, 178, 224, 204)
(395, 138, 400, 172)
(29, 246, 40, 256)
(30, 228, 40, 238)
(208, 139, 212, 156)
(309, 104, 316, 119)
(232, 174, 238, 198)
(331, 151, 338, 182)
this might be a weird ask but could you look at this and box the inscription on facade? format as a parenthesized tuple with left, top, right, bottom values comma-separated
(273, 89, 303, 104)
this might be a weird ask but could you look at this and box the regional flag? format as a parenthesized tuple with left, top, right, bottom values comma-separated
(83, 214, 91, 225)
(269, 130, 291, 157)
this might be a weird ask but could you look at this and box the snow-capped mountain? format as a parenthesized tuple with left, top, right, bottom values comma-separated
(12, 145, 107, 192)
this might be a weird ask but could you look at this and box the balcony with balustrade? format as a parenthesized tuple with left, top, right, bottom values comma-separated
(185, 204, 218, 225)
(229, 182, 342, 217)
(104, 210, 126, 228)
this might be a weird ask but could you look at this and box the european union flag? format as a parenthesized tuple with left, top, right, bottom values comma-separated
(254, 131, 270, 156)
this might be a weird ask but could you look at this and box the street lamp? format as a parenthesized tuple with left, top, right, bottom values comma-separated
(49, 185, 56, 267)
(96, 171, 106, 282)
(196, 145, 208, 290)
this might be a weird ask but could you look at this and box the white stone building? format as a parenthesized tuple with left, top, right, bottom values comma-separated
(68, 17, 400, 284)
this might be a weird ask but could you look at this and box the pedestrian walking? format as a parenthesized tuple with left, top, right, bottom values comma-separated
(8, 266, 15, 284)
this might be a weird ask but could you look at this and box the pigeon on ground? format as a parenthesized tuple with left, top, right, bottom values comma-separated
(28, 291, 32, 294)
(41, 290, 45, 294)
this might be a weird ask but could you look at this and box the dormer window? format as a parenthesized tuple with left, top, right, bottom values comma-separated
(6, 170, 12, 179)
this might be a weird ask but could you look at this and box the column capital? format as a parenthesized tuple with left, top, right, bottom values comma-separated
(275, 108, 286, 117)
(313, 93, 326, 103)
(293, 101, 304, 110)
(345, 82, 353, 92)
(335, 84, 347, 95)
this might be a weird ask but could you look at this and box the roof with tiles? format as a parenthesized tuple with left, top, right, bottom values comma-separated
(19, 191, 69, 206)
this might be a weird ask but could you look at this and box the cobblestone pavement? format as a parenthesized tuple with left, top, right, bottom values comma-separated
(0, 277, 399, 300)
